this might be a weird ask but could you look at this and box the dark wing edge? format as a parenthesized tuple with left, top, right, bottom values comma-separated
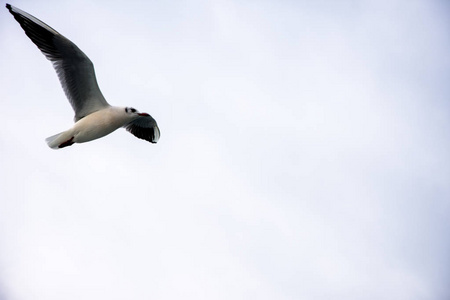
(6, 4, 109, 121)
(125, 116, 160, 144)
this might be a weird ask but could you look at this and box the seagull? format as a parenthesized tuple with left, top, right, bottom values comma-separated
(6, 4, 160, 149)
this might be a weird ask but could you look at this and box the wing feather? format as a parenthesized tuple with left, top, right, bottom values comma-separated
(125, 115, 160, 143)
(6, 4, 109, 121)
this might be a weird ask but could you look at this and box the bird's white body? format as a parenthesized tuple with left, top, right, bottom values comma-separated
(46, 106, 134, 149)
(7, 4, 160, 149)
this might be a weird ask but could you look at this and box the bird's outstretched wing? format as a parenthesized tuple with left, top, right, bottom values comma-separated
(125, 114, 160, 143)
(6, 4, 110, 122)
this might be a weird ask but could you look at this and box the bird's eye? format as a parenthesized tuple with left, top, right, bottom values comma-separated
(131, 108, 136, 113)
(125, 107, 128, 113)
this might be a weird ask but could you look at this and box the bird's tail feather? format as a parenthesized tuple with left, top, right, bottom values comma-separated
(45, 131, 73, 149)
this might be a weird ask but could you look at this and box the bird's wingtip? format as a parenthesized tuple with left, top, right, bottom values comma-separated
(5, 3, 11, 10)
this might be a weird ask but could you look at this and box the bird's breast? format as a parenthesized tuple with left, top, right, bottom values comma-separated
(72, 108, 129, 143)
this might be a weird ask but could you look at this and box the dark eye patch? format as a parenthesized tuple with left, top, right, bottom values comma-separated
(131, 108, 136, 113)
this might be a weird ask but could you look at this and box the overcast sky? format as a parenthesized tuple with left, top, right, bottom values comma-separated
(1, 0, 449, 299)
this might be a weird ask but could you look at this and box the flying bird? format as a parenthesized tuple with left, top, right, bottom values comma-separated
(6, 4, 160, 149)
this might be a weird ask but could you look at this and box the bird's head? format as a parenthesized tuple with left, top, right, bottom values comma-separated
(125, 107, 151, 118)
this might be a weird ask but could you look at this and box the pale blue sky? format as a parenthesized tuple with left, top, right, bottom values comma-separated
(0, 1, 449, 299)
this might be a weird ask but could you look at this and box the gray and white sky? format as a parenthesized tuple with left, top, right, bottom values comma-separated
(0, 0, 449, 299)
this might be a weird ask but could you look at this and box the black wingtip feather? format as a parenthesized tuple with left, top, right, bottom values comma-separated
(126, 123, 160, 144)
(6, 5, 62, 61)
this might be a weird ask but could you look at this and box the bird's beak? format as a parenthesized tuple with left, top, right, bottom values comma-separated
(138, 113, 150, 117)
